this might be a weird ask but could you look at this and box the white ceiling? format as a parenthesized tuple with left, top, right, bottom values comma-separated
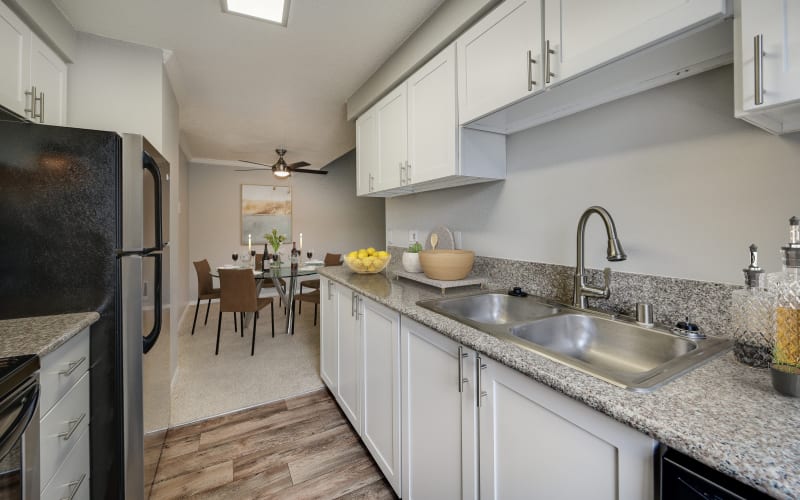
(52, 0, 445, 168)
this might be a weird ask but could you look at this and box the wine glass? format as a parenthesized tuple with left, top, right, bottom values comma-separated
(306, 249, 314, 261)
(231, 253, 239, 265)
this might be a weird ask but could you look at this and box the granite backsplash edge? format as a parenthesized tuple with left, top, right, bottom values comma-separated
(387, 246, 739, 339)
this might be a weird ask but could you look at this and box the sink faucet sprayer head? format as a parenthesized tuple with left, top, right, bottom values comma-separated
(607, 237, 627, 262)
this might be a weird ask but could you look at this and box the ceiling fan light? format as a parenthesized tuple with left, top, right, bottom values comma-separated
(273, 169, 291, 179)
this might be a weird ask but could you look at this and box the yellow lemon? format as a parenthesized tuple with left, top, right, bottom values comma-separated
(348, 251, 358, 260)
(367, 247, 376, 256)
(377, 250, 388, 258)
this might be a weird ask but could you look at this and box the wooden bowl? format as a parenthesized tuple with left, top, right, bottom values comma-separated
(419, 250, 475, 280)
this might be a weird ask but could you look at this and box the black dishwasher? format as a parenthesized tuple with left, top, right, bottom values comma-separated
(661, 448, 773, 500)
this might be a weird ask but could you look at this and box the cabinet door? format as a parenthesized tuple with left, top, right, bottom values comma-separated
(479, 357, 656, 500)
(320, 279, 339, 391)
(408, 43, 457, 184)
(356, 108, 378, 196)
(457, 0, 543, 125)
(30, 36, 67, 125)
(335, 286, 360, 432)
(401, 318, 478, 500)
(0, 1, 31, 118)
(544, 0, 727, 86)
(361, 298, 401, 495)
(740, 0, 800, 111)
(376, 84, 408, 190)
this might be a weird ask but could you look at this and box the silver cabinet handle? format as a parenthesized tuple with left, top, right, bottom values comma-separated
(458, 346, 469, 393)
(60, 473, 87, 500)
(545, 40, 556, 84)
(59, 356, 86, 377)
(38, 92, 45, 123)
(399, 162, 406, 186)
(476, 355, 487, 407)
(405, 161, 412, 184)
(327, 279, 334, 300)
(59, 413, 86, 441)
(24, 86, 37, 118)
(754, 34, 764, 106)
(369, 173, 374, 192)
(356, 295, 363, 320)
(527, 50, 537, 91)
(351, 291, 356, 317)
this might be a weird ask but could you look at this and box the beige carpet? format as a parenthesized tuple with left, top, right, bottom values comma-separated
(170, 299, 324, 426)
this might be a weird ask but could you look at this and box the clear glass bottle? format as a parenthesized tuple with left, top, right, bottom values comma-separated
(731, 244, 774, 367)
(772, 217, 800, 372)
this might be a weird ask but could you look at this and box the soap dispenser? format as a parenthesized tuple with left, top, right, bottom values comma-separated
(770, 217, 800, 396)
(731, 244, 774, 368)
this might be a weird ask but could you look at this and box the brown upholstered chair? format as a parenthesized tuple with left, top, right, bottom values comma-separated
(294, 290, 320, 326)
(192, 259, 236, 336)
(217, 269, 274, 356)
(255, 253, 288, 305)
(299, 253, 342, 311)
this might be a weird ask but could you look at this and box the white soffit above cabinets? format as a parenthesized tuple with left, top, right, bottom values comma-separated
(53, 0, 445, 168)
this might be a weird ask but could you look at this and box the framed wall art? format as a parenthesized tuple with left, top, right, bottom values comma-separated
(240, 184, 292, 244)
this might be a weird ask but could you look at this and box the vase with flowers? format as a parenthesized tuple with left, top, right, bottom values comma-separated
(264, 228, 287, 267)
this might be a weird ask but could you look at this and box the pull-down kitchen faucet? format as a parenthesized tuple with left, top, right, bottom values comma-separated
(574, 206, 626, 309)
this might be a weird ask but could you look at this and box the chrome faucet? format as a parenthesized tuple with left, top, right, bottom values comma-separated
(574, 206, 626, 309)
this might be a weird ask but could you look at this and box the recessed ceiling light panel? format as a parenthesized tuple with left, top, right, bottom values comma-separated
(221, 0, 290, 26)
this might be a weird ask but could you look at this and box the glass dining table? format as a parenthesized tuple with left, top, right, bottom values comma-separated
(211, 265, 321, 335)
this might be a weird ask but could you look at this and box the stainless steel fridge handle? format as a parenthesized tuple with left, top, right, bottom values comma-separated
(142, 152, 164, 252)
(142, 252, 163, 354)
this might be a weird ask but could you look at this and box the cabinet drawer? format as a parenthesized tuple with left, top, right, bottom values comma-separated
(40, 371, 90, 487)
(40, 328, 89, 415)
(41, 426, 90, 499)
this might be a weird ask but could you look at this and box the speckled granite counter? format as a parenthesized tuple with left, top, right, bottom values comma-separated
(0, 312, 99, 358)
(321, 267, 800, 499)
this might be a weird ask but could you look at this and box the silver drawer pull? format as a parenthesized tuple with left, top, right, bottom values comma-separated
(59, 357, 86, 377)
(59, 413, 86, 441)
(60, 473, 87, 500)
(61, 472, 86, 500)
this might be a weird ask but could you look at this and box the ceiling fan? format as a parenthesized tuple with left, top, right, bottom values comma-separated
(237, 148, 328, 178)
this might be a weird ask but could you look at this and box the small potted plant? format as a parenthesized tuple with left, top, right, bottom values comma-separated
(402, 241, 423, 273)
(264, 228, 287, 267)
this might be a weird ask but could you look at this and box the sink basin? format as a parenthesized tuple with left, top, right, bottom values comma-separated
(417, 292, 560, 326)
(417, 291, 731, 392)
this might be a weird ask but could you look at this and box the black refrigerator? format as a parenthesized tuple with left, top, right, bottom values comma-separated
(0, 119, 171, 499)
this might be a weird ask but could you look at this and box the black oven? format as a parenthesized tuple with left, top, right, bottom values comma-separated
(0, 355, 40, 500)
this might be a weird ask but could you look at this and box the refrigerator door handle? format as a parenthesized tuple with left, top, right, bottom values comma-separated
(142, 151, 164, 253)
(142, 252, 162, 354)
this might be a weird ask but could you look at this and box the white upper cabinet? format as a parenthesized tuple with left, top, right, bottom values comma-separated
(408, 44, 457, 185)
(30, 36, 67, 125)
(355, 108, 378, 196)
(544, 0, 728, 86)
(459, 0, 730, 134)
(376, 84, 408, 192)
(0, 2, 66, 125)
(457, 0, 543, 125)
(0, 1, 30, 118)
(735, 0, 800, 134)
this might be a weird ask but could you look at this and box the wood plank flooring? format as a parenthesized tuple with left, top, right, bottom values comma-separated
(149, 389, 396, 499)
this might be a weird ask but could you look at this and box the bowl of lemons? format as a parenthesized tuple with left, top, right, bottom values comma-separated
(344, 247, 391, 274)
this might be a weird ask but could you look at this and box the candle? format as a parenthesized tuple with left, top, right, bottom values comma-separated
(299, 233, 303, 250)
(248, 234, 252, 252)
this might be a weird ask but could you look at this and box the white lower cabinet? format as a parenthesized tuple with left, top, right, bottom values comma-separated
(320, 287, 657, 499)
(478, 355, 657, 500)
(41, 427, 90, 500)
(400, 318, 477, 500)
(322, 286, 402, 496)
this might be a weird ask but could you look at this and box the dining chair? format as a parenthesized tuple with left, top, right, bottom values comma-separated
(294, 290, 320, 326)
(256, 253, 288, 306)
(193, 259, 240, 335)
(299, 253, 341, 312)
(217, 268, 274, 356)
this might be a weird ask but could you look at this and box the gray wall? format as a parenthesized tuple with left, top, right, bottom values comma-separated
(386, 65, 800, 285)
(187, 151, 385, 298)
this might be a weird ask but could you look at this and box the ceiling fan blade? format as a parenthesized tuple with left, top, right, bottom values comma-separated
(286, 161, 311, 169)
(239, 159, 276, 168)
(292, 168, 328, 175)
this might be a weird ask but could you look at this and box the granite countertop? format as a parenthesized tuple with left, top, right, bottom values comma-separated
(0, 312, 100, 358)
(321, 267, 800, 499)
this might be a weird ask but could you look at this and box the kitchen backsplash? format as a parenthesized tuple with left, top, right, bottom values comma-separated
(388, 246, 738, 339)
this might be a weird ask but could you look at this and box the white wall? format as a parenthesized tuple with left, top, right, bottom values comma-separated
(162, 71, 181, 381)
(386, 66, 800, 285)
(68, 33, 164, 149)
(187, 151, 385, 298)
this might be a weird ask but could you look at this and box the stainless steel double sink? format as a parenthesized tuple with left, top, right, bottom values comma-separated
(417, 292, 731, 392)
